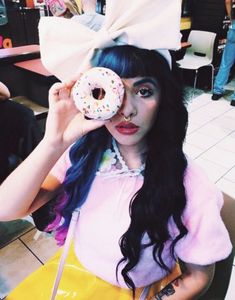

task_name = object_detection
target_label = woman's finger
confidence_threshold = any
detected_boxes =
[58,86,71,100]
[65,79,77,90]
[49,82,66,103]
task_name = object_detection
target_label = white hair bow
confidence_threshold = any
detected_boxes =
[39,0,182,81]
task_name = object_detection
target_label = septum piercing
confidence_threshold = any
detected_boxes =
[123,116,131,122]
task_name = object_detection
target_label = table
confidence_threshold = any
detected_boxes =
[13,58,59,107]
[14,58,53,78]
[0,44,40,65]
[0,45,41,97]
[181,42,192,49]
[11,96,49,119]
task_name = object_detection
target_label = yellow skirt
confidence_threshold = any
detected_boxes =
[7,245,181,300]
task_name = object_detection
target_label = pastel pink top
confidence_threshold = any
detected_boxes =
[50,140,232,288]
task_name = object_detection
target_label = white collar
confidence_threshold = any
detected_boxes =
[96,139,145,178]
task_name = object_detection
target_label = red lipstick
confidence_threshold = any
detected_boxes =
[115,122,139,135]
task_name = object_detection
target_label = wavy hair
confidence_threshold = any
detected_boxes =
[47,45,188,293]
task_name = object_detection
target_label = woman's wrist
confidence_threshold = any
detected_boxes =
[39,138,69,159]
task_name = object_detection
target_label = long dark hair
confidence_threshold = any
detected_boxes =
[48,45,188,292]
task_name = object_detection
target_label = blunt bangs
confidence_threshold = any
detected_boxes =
[92,45,170,79]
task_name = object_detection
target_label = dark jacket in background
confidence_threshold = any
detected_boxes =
[0,100,43,182]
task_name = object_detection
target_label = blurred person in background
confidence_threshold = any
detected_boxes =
[71,0,104,30]
[0,82,43,183]
[212,0,235,106]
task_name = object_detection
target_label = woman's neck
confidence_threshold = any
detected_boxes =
[117,142,147,170]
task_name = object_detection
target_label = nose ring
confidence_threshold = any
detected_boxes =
[123,115,131,122]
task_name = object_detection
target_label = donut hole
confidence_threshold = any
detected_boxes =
[92,88,106,100]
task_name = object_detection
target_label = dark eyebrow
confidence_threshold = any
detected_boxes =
[133,78,158,87]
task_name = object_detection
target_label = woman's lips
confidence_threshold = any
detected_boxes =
[115,122,139,135]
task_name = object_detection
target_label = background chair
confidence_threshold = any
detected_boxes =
[177,30,216,97]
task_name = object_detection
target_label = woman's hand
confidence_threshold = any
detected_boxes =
[43,79,107,150]
[0,81,10,101]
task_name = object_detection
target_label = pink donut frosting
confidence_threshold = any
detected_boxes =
[72,67,124,120]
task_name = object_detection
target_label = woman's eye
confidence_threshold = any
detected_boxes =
[136,88,153,98]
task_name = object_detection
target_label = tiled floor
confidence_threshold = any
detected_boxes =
[0,228,59,299]
[184,90,235,300]
[0,87,234,299]
[185,92,235,200]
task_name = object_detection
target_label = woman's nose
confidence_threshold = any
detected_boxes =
[119,91,137,119]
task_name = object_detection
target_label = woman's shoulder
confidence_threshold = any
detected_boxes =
[185,158,213,186]
[184,158,223,210]
[174,158,232,265]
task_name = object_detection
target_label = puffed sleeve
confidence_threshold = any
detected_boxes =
[49,148,71,183]
[173,160,232,265]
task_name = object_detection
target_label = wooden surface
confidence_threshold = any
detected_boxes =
[13,58,58,107]
[14,58,53,77]
[181,42,192,49]
[11,96,48,116]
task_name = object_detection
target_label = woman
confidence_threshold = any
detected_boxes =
[0,45,232,299]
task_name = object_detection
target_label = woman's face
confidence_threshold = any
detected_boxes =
[105,77,160,149]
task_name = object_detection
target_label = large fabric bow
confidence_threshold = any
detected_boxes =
[39,0,182,81]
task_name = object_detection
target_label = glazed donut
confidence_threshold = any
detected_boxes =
[72,67,124,120]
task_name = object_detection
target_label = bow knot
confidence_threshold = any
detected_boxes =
[92,29,116,50]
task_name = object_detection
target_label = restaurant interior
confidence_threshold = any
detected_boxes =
[0,0,235,299]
